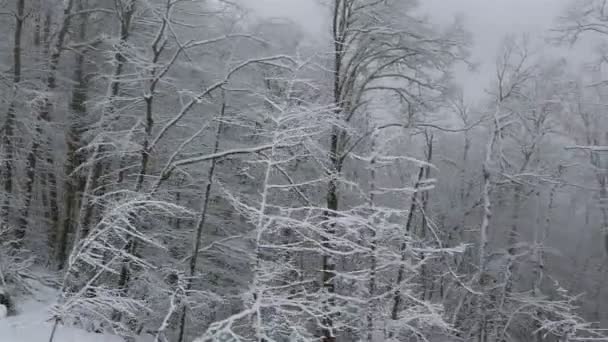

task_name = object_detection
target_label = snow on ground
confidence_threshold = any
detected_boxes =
[0,282,130,342]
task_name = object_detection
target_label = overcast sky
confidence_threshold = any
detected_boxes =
[242,0,578,100]
[422,0,572,99]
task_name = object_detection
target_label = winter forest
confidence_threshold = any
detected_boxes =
[2,0,608,341]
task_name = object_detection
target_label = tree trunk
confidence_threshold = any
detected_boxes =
[455,128,472,272]
[320,2,349,339]
[40,171,51,227]
[115,2,177,325]
[79,0,136,239]
[478,105,500,342]
[18,0,75,248]
[2,0,25,234]
[366,136,378,342]
[57,0,90,269]
[419,133,433,301]
[390,166,425,321]
[45,144,61,257]
[321,126,339,342]
[176,96,225,342]
[505,185,523,296]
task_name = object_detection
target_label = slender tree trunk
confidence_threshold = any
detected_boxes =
[251,132,278,342]
[40,172,51,221]
[42,6,51,54]
[18,0,75,246]
[80,0,135,235]
[478,105,500,342]
[115,2,176,325]
[2,0,26,233]
[390,166,425,322]
[57,0,90,269]
[535,174,560,298]
[321,135,339,342]
[33,0,42,46]
[455,130,471,272]
[77,0,135,242]
[532,189,545,342]
[505,185,523,296]
[419,133,433,301]
[320,2,348,339]
[366,136,378,342]
[478,167,491,342]
[176,97,225,342]
[114,96,154,312]
[45,145,61,255]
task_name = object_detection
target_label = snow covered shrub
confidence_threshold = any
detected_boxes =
[48,192,192,340]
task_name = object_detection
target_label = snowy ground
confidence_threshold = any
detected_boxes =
[0,283,129,342]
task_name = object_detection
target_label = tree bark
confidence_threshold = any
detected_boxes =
[57,0,90,269]
[320,2,348,340]
[2,0,25,234]
[477,105,500,342]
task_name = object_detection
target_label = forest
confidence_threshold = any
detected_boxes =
[0,0,608,341]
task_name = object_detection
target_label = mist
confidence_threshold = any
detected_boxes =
[0,1,607,341]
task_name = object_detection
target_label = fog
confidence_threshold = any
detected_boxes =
[2,0,608,340]
[242,0,583,99]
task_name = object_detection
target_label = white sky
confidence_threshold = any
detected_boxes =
[241,0,586,100]
[421,0,572,99]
